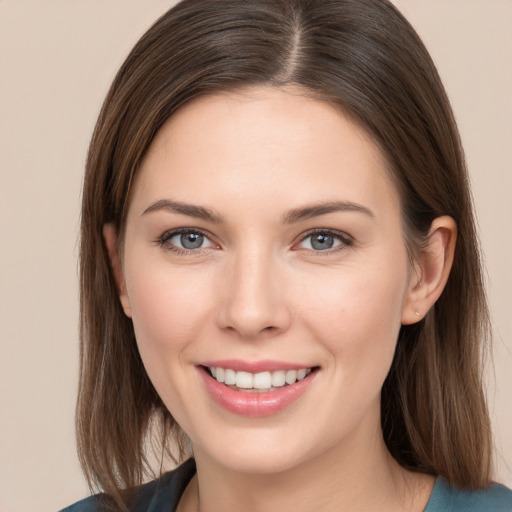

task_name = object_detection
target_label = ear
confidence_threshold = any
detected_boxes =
[401,216,457,325]
[103,223,132,318]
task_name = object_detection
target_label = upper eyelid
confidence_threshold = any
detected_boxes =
[157,228,218,251]
[296,228,353,243]
[161,227,214,240]
[291,229,354,254]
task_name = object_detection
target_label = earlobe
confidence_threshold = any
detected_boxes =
[401,216,457,325]
[103,223,132,318]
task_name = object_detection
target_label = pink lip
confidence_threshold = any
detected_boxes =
[198,365,317,417]
[200,359,310,373]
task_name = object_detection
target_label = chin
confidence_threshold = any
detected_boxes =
[192,423,335,476]
[212,447,308,475]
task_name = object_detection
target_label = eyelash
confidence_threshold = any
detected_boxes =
[295,229,354,254]
[156,228,217,255]
[156,228,354,255]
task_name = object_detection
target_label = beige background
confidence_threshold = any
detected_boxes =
[0,1,510,510]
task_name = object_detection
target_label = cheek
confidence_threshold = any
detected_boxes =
[123,260,217,424]
[298,269,407,448]
[298,257,408,376]
[124,257,215,358]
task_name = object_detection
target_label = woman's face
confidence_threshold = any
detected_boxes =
[117,87,419,474]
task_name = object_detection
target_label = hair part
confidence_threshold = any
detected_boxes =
[78,0,492,508]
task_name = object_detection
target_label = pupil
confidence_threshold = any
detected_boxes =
[181,232,203,249]
[312,234,334,250]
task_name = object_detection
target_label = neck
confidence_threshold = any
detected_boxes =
[178,410,434,512]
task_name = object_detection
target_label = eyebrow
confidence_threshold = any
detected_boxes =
[142,199,225,223]
[142,199,374,224]
[282,201,375,224]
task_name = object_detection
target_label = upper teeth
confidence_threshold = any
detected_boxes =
[209,367,311,389]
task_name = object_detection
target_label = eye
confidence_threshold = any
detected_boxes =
[297,230,352,252]
[158,229,216,252]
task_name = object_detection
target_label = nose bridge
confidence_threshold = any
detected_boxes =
[217,243,290,338]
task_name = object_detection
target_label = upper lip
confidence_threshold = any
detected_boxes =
[199,359,315,373]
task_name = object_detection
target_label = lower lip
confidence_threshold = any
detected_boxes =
[199,367,317,417]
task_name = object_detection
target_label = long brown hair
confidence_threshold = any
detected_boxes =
[78,0,492,508]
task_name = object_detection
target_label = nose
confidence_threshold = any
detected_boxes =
[216,247,292,340]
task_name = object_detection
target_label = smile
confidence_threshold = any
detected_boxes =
[199,363,318,416]
[208,367,312,392]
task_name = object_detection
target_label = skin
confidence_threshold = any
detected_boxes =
[104,86,456,511]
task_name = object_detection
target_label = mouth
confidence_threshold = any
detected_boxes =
[203,366,315,393]
[198,363,319,416]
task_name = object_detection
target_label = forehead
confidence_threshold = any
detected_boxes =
[131,86,399,221]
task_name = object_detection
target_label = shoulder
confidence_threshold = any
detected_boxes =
[59,494,102,512]
[425,477,512,512]
[59,458,196,512]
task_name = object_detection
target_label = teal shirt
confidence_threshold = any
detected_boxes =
[425,477,512,511]
[61,459,512,512]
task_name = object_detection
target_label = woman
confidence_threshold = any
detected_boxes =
[63,0,512,510]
